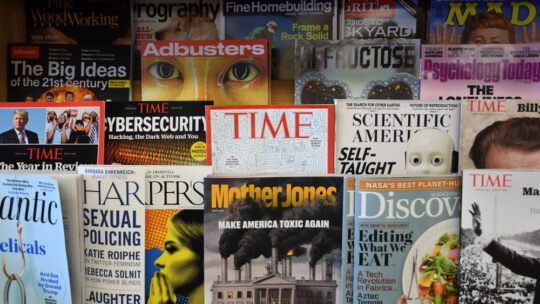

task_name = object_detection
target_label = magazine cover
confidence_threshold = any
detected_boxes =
[295,39,421,104]
[421,44,540,101]
[342,0,420,39]
[354,176,462,304]
[460,170,540,304]
[459,99,540,170]
[50,173,84,304]
[133,0,222,79]
[428,1,540,44]
[140,40,270,105]
[0,174,72,303]
[79,166,146,304]
[105,101,210,165]
[206,105,334,174]
[1,171,85,303]
[0,102,104,171]
[335,99,460,176]
[204,175,344,304]
[342,177,355,304]
[25,0,131,44]
[145,166,212,304]
[7,44,131,102]
[222,0,338,80]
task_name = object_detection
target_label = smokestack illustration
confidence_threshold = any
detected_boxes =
[288,257,292,277]
[221,257,228,282]
[310,230,340,272]
[285,249,294,277]
[235,267,241,281]
[325,258,333,280]
[309,264,316,280]
[271,247,279,273]
[216,181,341,286]
[245,261,252,280]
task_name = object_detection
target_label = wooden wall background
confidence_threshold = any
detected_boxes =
[0,2,294,104]
[0,2,26,101]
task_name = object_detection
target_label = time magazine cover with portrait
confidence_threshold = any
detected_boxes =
[140,40,270,105]
[295,39,420,104]
[460,170,540,304]
[0,102,104,171]
[459,99,540,170]
[204,175,344,304]
[7,44,131,102]
[428,1,540,44]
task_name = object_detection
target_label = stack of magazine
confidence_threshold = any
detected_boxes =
[2,1,540,304]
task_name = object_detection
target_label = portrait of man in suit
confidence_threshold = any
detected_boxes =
[0,110,39,144]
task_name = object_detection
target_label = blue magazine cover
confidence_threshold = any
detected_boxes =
[342,177,355,304]
[0,174,72,303]
[353,176,461,304]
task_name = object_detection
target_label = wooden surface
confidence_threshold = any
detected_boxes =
[270,79,295,104]
[0,2,26,101]
[0,2,295,104]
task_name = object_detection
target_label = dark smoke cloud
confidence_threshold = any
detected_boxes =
[233,229,272,268]
[218,180,342,268]
[309,229,341,266]
[219,197,266,258]
[270,204,338,260]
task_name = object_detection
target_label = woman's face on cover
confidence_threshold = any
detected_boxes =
[141,56,268,104]
[154,223,201,293]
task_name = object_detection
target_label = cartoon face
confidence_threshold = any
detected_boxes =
[406,129,453,175]
[141,56,269,105]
